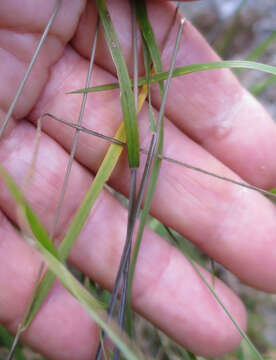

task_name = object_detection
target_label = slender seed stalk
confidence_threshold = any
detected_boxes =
[50,16,100,241]
[40,113,125,146]
[149,152,276,200]
[113,170,137,360]
[0,0,62,139]
[32,114,276,201]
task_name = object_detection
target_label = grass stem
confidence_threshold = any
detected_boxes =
[0,0,62,139]
[49,15,100,241]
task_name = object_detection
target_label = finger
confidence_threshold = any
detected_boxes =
[29,47,276,293]
[72,0,276,189]
[0,0,85,136]
[0,215,99,360]
[0,122,246,358]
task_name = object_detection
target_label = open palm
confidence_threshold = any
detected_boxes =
[1,1,276,359]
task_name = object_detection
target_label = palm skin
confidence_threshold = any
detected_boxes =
[1,1,276,359]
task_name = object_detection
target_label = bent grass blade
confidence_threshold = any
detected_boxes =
[0,164,147,360]
[69,60,276,95]
[16,77,149,336]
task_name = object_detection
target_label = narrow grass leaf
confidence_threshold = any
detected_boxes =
[95,0,139,168]
[246,29,276,61]
[250,75,276,96]
[34,246,145,360]
[0,165,59,259]
[215,0,247,57]
[0,325,26,360]
[23,83,149,330]
[126,15,185,338]
[125,0,166,336]
[135,0,164,90]
[235,29,276,74]
[0,166,146,360]
[109,6,140,358]
[70,60,276,94]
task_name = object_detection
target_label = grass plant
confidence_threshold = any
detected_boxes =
[1,1,276,360]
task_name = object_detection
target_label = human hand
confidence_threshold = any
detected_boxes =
[1,1,276,359]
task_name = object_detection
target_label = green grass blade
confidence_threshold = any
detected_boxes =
[135,0,163,91]
[0,165,59,259]
[235,30,276,74]
[23,85,149,330]
[110,1,168,345]
[70,60,276,94]
[215,0,247,58]
[125,0,166,337]
[0,165,146,360]
[35,246,145,360]
[126,11,184,340]
[246,30,276,61]
[0,325,27,360]
[95,0,139,168]
[250,75,276,96]
[24,125,127,326]
[108,6,140,357]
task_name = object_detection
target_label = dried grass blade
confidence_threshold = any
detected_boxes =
[144,151,276,201]
[0,0,62,139]
[49,15,100,241]
[41,113,124,146]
